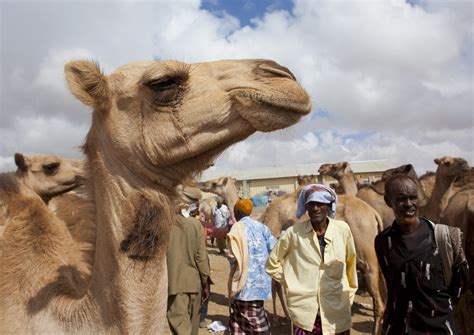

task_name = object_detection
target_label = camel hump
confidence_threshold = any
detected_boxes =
[369,180,385,195]
[0,173,20,195]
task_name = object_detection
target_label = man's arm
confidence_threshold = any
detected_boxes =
[345,228,358,304]
[194,220,210,286]
[265,230,291,283]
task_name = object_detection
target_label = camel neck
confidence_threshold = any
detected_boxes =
[87,152,171,332]
[339,174,358,196]
[420,173,452,221]
[224,187,240,221]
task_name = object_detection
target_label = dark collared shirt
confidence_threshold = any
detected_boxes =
[375,218,458,334]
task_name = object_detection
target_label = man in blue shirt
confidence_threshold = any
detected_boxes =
[227,199,277,334]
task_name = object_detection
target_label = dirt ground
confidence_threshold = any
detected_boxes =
[198,245,374,335]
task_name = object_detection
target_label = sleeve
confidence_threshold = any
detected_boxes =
[448,226,470,301]
[345,228,358,305]
[265,229,291,283]
[194,220,210,286]
[374,234,387,278]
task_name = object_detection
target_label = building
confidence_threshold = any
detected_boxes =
[199,160,394,200]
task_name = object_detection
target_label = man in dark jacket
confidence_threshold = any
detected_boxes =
[375,174,470,334]
[167,200,210,335]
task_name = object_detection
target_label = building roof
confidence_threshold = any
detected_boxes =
[199,159,394,181]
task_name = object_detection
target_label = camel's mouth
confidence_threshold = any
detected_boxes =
[234,89,312,116]
[232,88,311,132]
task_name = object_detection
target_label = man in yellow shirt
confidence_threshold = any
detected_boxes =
[266,184,357,334]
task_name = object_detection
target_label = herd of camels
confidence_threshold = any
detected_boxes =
[0,57,472,335]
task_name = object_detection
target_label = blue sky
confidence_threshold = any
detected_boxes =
[201,0,294,27]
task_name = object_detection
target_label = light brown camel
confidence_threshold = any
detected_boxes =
[419,171,436,198]
[199,176,240,222]
[439,168,474,215]
[14,153,84,203]
[318,162,358,196]
[262,187,385,334]
[296,174,317,186]
[16,153,95,268]
[0,58,311,333]
[418,156,470,222]
[0,153,85,237]
[439,172,474,335]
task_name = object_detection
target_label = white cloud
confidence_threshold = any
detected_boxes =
[0,0,472,176]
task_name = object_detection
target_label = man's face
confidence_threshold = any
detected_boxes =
[305,201,330,225]
[385,178,419,226]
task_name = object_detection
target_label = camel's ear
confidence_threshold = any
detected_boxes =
[64,60,109,110]
[341,162,348,169]
[434,158,441,165]
[403,164,413,173]
[14,153,28,172]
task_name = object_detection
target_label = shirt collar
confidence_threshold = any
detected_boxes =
[304,217,335,242]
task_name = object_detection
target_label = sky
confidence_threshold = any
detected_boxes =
[0,0,472,176]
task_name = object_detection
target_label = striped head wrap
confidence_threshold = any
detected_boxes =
[296,183,338,219]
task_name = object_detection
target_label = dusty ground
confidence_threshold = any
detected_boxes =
[198,245,374,335]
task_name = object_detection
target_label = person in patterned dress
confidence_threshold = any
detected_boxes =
[227,199,277,334]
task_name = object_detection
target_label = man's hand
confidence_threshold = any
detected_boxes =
[202,281,210,302]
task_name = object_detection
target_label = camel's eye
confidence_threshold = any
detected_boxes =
[43,162,59,175]
[147,77,180,91]
[145,76,184,106]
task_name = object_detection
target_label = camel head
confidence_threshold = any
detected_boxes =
[14,153,84,201]
[381,164,418,181]
[65,59,311,184]
[434,156,470,180]
[296,174,317,186]
[199,176,237,196]
[176,183,202,206]
[318,162,351,180]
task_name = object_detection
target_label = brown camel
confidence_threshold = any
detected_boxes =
[419,171,436,198]
[418,156,470,221]
[0,58,310,333]
[0,153,84,237]
[439,172,474,335]
[199,176,240,222]
[318,162,358,196]
[14,153,84,203]
[262,187,385,334]
[296,174,317,186]
[439,168,474,214]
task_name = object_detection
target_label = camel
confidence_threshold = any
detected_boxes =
[199,176,240,222]
[419,171,436,198]
[0,153,84,236]
[439,172,474,335]
[439,168,474,214]
[262,186,385,334]
[318,162,358,196]
[296,174,317,186]
[418,156,470,221]
[14,153,84,203]
[0,58,311,333]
